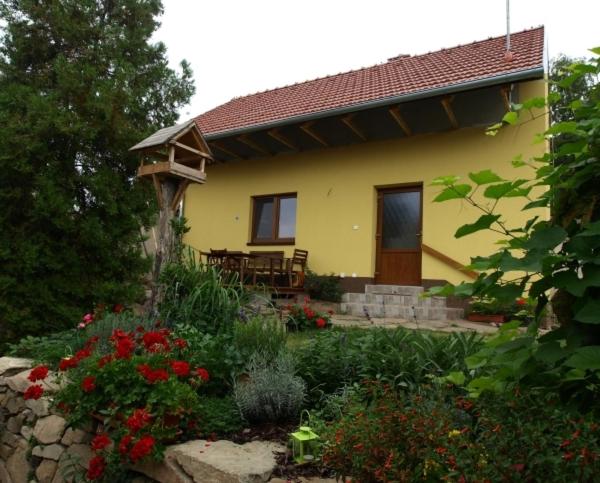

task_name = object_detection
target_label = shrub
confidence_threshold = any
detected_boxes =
[53,326,212,480]
[159,251,252,333]
[322,383,600,482]
[194,396,244,436]
[234,352,306,423]
[233,316,287,363]
[304,271,343,302]
[285,298,332,331]
[294,328,483,402]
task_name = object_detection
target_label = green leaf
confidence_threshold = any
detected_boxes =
[523,199,549,210]
[578,220,600,237]
[589,47,600,55]
[486,123,502,136]
[430,175,460,186]
[546,121,578,135]
[445,371,465,386]
[523,225,567,251]
[521,97,546,110]
[511,155,526,168]
[433,184,472,202]
[565,346,600,370]
[554,266,600,297]
[502,111,519,125]
[534,341,567,365]
[574,300,600,324]
[468,169,504,185]
[455,214,501,238]
[483,180,528,199]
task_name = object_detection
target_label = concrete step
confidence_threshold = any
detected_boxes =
[365,284,424,296]
[341,292,447,307]
[340,302,464,321]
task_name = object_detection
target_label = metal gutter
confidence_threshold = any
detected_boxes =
[203,66,544,141]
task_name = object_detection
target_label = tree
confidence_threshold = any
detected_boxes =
[0,0,194,344]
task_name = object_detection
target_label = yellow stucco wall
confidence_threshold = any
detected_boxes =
[184,80,547,286]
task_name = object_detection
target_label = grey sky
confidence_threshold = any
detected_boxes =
[155,0,599,120]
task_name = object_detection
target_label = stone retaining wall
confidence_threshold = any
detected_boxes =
[0,357,283,483]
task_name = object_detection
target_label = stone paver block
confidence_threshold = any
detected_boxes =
[32,443,65,461]
[0,357,33,377]
[36,459,58,483]
[33,415,68,444]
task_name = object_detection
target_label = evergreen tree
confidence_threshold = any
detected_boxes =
[0,0,194,343]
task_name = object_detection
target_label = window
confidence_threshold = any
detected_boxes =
[250,193,297,244]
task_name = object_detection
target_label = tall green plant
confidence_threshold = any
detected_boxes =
[428,50,600,404]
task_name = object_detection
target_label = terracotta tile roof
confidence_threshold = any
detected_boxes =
[195,27,544,137]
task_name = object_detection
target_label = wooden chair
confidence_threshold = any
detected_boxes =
[206,249,228,266]
[248,251,284,286]
[286,249,308,288]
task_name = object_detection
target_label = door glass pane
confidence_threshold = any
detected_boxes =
[278,197,297,239]
[382,191,420,249]
[254,198,274,239]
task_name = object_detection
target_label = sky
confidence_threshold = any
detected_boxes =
[154,0,599,121]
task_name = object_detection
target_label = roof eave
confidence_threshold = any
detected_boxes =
[202,66,544,141]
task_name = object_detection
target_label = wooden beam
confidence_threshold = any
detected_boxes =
[151,174,163,210]
[189,126,213,157]
[441,96,459,129]
[170,141,212,160]
[236,134,270,157]
[138,161,207,184]
[209,141,242,160]
[500,86,511,111]
[340,114,367,141]
[267,129,297,150]
[168,145,175,165]
[300,121,328,147]
[171,180,190,210]
[422,243,478,280]
[388,106,412,136]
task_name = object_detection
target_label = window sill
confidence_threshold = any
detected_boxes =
[247,240,296,246]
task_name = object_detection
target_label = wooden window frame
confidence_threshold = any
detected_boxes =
[248,192,297,246]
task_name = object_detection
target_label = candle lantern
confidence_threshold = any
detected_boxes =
[290,411,319,464]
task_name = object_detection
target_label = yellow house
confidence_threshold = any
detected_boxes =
[183,27,547,317]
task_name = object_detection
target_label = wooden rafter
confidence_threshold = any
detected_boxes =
[300,121,328,147]
[441,96,459,129]
[236,134,270,157]
[341,114,367,141]
[210,141,242,160]
[189,126,213,158]
[388,106,412,136]
[171,180,190,210]
[500,86,511,112]
[267,129,297,150]
[168,145,175,164]
[170,141,212,160]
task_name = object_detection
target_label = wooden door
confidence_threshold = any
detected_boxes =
[375,185,422,285]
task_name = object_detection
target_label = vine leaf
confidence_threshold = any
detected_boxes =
[455,214,501,238]
[565,346,600,370]
[433,184,471,202]
[468,169,504,185]
[574,300,600,324]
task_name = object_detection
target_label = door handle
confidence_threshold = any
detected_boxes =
[416,232,422,237]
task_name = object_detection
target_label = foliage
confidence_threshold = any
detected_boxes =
[0,0,195,345]
[304,271,343,302]
[234,352,306,423]
[322,382,600,482]
[194,396,244,437]
[294,328,483,403]
[468,296,533,322]
[159,250,253,333]
[53,326,212,480]
[428,51,600,403]
[285,298,332,331]
[233,316,287,363]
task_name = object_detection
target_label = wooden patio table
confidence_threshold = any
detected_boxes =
[200,251,289,288]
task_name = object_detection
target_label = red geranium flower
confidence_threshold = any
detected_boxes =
[315,317,327,329]
[174,338,187,349]
[23,384,44,400]
[563,451,575,461]
[59,357,78,371]
[126,408,152,433]
[115,337,135,360]
[119,434,133,455]
[142,331,170,353]
[87,455,106,480]
[28,365,49,382]
[91,433,111,451]
[81,376,96,393]
[129,435,155,462]
[137,364,169,384]
[97,354,113,368]
[196,367,210,382]
[170,360,190,377]
[112,303,124,313]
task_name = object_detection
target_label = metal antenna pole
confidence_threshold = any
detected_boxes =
[506,0,511,52]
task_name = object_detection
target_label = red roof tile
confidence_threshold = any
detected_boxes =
[195,27,544,137]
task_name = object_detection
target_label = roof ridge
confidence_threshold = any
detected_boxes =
[196,25,544,117]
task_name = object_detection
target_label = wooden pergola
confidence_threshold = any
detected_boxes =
[130,120,213,310]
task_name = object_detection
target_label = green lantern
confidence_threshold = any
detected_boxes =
[290,411,319,464]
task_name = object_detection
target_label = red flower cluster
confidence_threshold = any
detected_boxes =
[170,360,190,377]
[81,376,96,393]
[196,367,210,382]
[137,364,169,384]
[119,434,133,455]
[174,338,187,349]
[126,408,152,433]
[91,434,111,451]
[316,317,327,329]
[28,365,49,382]
[87,455,106,480]
[59,336,98,371]
[24,384,44,400]
[129,435,155,462]
[110,330,135,360]
[112,303,124,313]
[142,330,171,353]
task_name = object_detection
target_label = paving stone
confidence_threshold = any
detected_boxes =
[36,459,58,483]
[61,427,90,445]
[32,443,65,461]
[33,415,68,444]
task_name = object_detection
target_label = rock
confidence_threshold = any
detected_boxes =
[36,459,58,483]
[0,357,33,377]
[134,459,192,483]
[20,425,33,440]
[6,447,31,483]
[32,444,65,461]
[0,443,14,460]
[0,460,13,483]
[33,415,68,444]
[173,440,283,483]
[6,369,60,394]
[61,428,90,445]
[25,397,50,417]
[5,395,25,414]
[65,443,93,468]
[1,430,19,447]
[6,414,24,433]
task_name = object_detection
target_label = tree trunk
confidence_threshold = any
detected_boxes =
[148,178,179,313]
